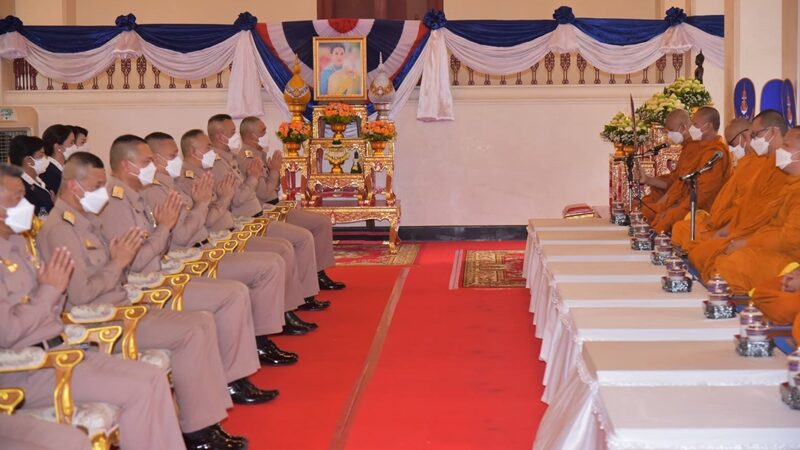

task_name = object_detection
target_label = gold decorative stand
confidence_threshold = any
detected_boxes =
[279,56,401,252]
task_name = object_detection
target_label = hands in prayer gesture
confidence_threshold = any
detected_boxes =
[191,172,214,204]
[110,227,146,268]
[38,246,74,294]
[217,172,238,201]
[153,191,184,230]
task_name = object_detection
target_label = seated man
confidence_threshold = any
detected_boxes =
[649,107,730,233]
[208,114,345,292]
[8,135,54,214]
[95,137,281,403]
[0,163,184,450]
[176,130,320,332]
[36,154,250,450]
[144,131,298,364]
[671,118,758,252]
[689,110,790,283]
[708,126,800,292]
[639,109,701,221]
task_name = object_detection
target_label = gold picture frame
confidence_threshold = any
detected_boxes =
[313,36,368,102]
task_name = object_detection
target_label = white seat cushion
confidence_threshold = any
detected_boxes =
[19,402,120,439]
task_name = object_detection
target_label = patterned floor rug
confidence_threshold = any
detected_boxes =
[462,249,526,288]
[333,243,421,266]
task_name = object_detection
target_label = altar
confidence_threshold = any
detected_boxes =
[276,45,402,252]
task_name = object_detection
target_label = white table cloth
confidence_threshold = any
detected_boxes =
[542,307,738,403]
[600,385,800,449]
[534,341,788,450]
[530,261,677,347]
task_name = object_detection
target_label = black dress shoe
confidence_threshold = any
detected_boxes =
[297,296,331,311]
[258,339,299,365]
[281,322,309,335]
[184,425,246,450]
[285,311,318,331]
[227,378,279,405]
[318,270,346,290]
[211,424,248,449]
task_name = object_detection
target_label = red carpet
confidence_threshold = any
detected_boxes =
[223,242,546,449]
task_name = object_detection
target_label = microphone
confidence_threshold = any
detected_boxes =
[680,150,724,181]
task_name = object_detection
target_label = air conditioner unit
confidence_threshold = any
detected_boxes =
[0,106,38,163]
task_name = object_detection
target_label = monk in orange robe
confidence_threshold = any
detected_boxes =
[706,125,800,292]
[750,267,800,326]
[639,109,696,222]
[649,107,730,234]
[689,110,790,284]
[672,118,758,252]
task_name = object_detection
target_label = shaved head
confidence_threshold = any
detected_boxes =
[724,118,751,143]
[693,106,720,131]
[180,129,206,157]
[239,116,263,137]
[784,127,800,150]
[753,109,788,136]
[109,135,147,171]
[664,109,690,131]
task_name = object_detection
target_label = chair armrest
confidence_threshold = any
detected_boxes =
[63,324,122,355]
[0,387,24,415]
[0,348,83,424]
[62,305,148,360]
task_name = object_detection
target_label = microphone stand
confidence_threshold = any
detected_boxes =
[687,174,699,241]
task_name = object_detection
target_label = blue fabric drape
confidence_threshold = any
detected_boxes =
[136,25,240,53]
[20,26,122,53]
[445,20,557,47]
[573,19,669,46]
[282,20,318,69]
[365,20,405,72]
[685,16,724,37]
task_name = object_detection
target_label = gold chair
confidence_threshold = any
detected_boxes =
[0,348,121,450]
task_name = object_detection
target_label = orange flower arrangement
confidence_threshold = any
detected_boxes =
[276,121,311,143]
[322,102,356,124]
[363,120,397,142]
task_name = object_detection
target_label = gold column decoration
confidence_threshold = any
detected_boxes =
[283,55,311,125]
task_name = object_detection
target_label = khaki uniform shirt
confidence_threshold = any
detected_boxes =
[98,176,171,274]
[213,148,261,217]
[38,200,128,307]
[175,159,236,232]
[142,171,209,249]
[237,143,280,205]
[0,234,64,349]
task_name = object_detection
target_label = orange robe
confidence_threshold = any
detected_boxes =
[794,314,800,347]
[671,153,762,252]
[710,175,800,292]
[750,276,800,325]
[650,137,731,233]
[641,141,703,222]
[689,154,788,281]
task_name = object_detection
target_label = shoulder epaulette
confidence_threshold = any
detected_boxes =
[111,186,124,200]
[244,150,254,158]
[184,170,194,179]
[214,154,222,161]
[62,210,75,225]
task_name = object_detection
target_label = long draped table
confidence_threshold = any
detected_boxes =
[524,218,798,450]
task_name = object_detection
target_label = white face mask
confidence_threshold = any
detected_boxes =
[775,148,795,170]
[2,198,34,233]
[667,131,684,145]
[751,135,770,156]
[201,149,217,169]
[78,183,110,214]
[133,162,157,186]
[31,157,50,175]
[226,134,242,152]
[62,144,78,159]
[730,145,746,161]
[257,134,269,149]
[165,156,183,178]
[688,125,704,141]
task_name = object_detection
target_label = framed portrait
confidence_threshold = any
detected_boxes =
[313,36,368,102]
